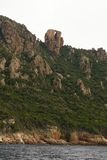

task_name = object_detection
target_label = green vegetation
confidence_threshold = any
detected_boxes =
[0,44,107,137]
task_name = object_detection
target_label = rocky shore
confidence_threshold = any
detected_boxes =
[0,131,107,145]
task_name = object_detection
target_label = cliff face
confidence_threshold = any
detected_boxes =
[0,15,36,54]
[0,16,54,86]
[0,15,107,142]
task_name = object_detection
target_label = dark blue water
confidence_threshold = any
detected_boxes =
[0,144,106,160]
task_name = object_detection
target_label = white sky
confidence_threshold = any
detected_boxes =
[0,0,107,50]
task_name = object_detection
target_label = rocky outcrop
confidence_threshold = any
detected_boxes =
[80,55,91,79]
[47,126,61,140]
[45,29,64,55]
[0,130,107,145]
[53,78,62,91]
[77,79,91,96]
[53,73,63,91]
[96,48,107,61]
[31,55,53,76]
[70,131,107,145]
[0,15,36,54]
[9,57,21,78]
[0,126,67,144]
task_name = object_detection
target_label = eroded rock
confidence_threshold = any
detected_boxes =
[9,57,21,78]
[45,29,64,55]
[70,131,107,145]
[80,55,91,79]
[32,55,53,76]
[53,73,63,91]
[77,79,91,96]
[0,15,36,54]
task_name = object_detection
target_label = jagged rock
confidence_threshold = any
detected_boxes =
[77,79,91,96]
[0,15,36,54]
[45,29,64,55]
[32,55,53,76]
[80,55,91,79]
[9,57,21,78]
[0,57,6,71]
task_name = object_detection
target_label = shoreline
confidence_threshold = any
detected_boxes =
[0,131,107,145]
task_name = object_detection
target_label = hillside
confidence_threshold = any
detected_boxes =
[0,15,107,144]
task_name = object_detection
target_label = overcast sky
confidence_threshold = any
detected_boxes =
[0,0,107,50]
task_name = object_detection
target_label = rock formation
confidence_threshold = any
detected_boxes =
[0,130,107,145]
[77,79,91,96]
[31,55,53,76]
[53,73,63,91]
[96,48,107,61]
[0,15,36,54]
[80,55,91,79]
[45,29,64,55]
[70,131,107,145]
[9,57,21,79]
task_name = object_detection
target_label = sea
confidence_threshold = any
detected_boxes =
[0,144,106,160]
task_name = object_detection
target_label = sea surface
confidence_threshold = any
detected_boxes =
[0,144,106,160]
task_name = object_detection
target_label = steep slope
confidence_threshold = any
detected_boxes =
[0,15,107,144]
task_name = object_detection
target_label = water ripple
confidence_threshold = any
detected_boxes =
[0,144,106,160]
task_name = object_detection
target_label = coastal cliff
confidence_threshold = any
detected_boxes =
[0,15,107,145]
